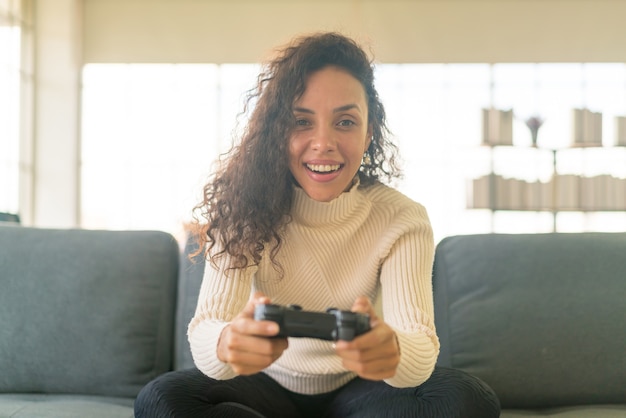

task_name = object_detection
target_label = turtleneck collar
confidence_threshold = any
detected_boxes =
[291,177,370,228]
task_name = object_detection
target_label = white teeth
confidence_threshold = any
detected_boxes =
[307,164,340,173]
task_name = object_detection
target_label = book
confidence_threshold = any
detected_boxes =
[482,108,513,146]
[572,108,602,146]
[615,116,626,146]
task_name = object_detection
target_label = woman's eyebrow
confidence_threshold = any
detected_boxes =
[292,104,361,114]
[333,104,361,113]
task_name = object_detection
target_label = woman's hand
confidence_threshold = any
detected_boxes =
[217,292,289,376]
[334,296,400,381]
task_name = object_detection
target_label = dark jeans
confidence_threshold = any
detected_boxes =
[134,367,500,418]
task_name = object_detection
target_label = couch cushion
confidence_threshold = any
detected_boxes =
[501,405,626,418]
[0,394,134,418]
[0,227,179,398]
[433,233,626,408]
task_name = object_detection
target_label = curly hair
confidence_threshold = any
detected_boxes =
[191,32,401,274]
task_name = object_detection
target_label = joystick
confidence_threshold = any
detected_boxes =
[254,303,370,341]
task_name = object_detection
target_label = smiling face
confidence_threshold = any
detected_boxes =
[289,66,372,202]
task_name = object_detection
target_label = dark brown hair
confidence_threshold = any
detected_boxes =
[191,32,400,273]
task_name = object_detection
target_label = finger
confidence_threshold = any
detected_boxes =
[227,333,289,358]
[247,291,280,336]
[231,315,280,337]
[335,320,395,351]
[226,346,284,375]
[221,333,288,375]
[241,291,271,318]
[351,296,380,326]
[338,335,400,378]
[351,296,372,314]
[336,337,399,362]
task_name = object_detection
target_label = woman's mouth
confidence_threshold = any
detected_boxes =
[306,163,342,173]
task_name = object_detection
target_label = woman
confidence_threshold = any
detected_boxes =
[135,32,500,418]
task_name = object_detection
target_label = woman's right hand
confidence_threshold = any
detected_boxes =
[216,292,289,375]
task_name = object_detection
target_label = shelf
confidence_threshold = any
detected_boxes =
[467,144,626,231]
[469,206,626,213]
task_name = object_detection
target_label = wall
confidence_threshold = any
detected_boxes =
[83,0,626,64]
[29,0,626,228]
[31,0,82,227]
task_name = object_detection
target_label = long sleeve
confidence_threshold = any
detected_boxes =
[187,251,257,380]
[187,181,439,394]
[377,203,439,387]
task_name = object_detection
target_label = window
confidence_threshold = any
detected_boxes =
[81,63,626,242]
[80,64,259,236]
[0,0,33,219]
[0,1,20,213]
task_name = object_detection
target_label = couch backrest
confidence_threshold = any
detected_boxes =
[0,226,179,398]
[432,233,626,409]
[174,232,205,371]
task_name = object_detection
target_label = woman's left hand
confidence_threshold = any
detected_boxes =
[334,296,400,381]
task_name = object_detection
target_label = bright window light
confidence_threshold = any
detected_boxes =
[0,25,21,214]
[80,63,626,241]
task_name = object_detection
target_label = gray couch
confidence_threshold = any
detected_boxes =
[1,226,625,417]
[0,226,193,418]
[433,233,626,418]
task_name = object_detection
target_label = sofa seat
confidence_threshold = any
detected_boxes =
[0,394,133,418]
[502,405,626,418]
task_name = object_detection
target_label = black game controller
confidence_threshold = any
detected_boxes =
[254,303,370,341]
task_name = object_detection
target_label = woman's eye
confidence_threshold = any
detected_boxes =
[295,119,310,127]
[338,119,356,127]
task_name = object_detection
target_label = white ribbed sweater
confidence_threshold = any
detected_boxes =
[188,182,440,395]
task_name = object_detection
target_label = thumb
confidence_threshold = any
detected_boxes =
[242,291,271,318]
[351,296,378,323]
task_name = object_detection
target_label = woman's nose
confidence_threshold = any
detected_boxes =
[310,125,337,151]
